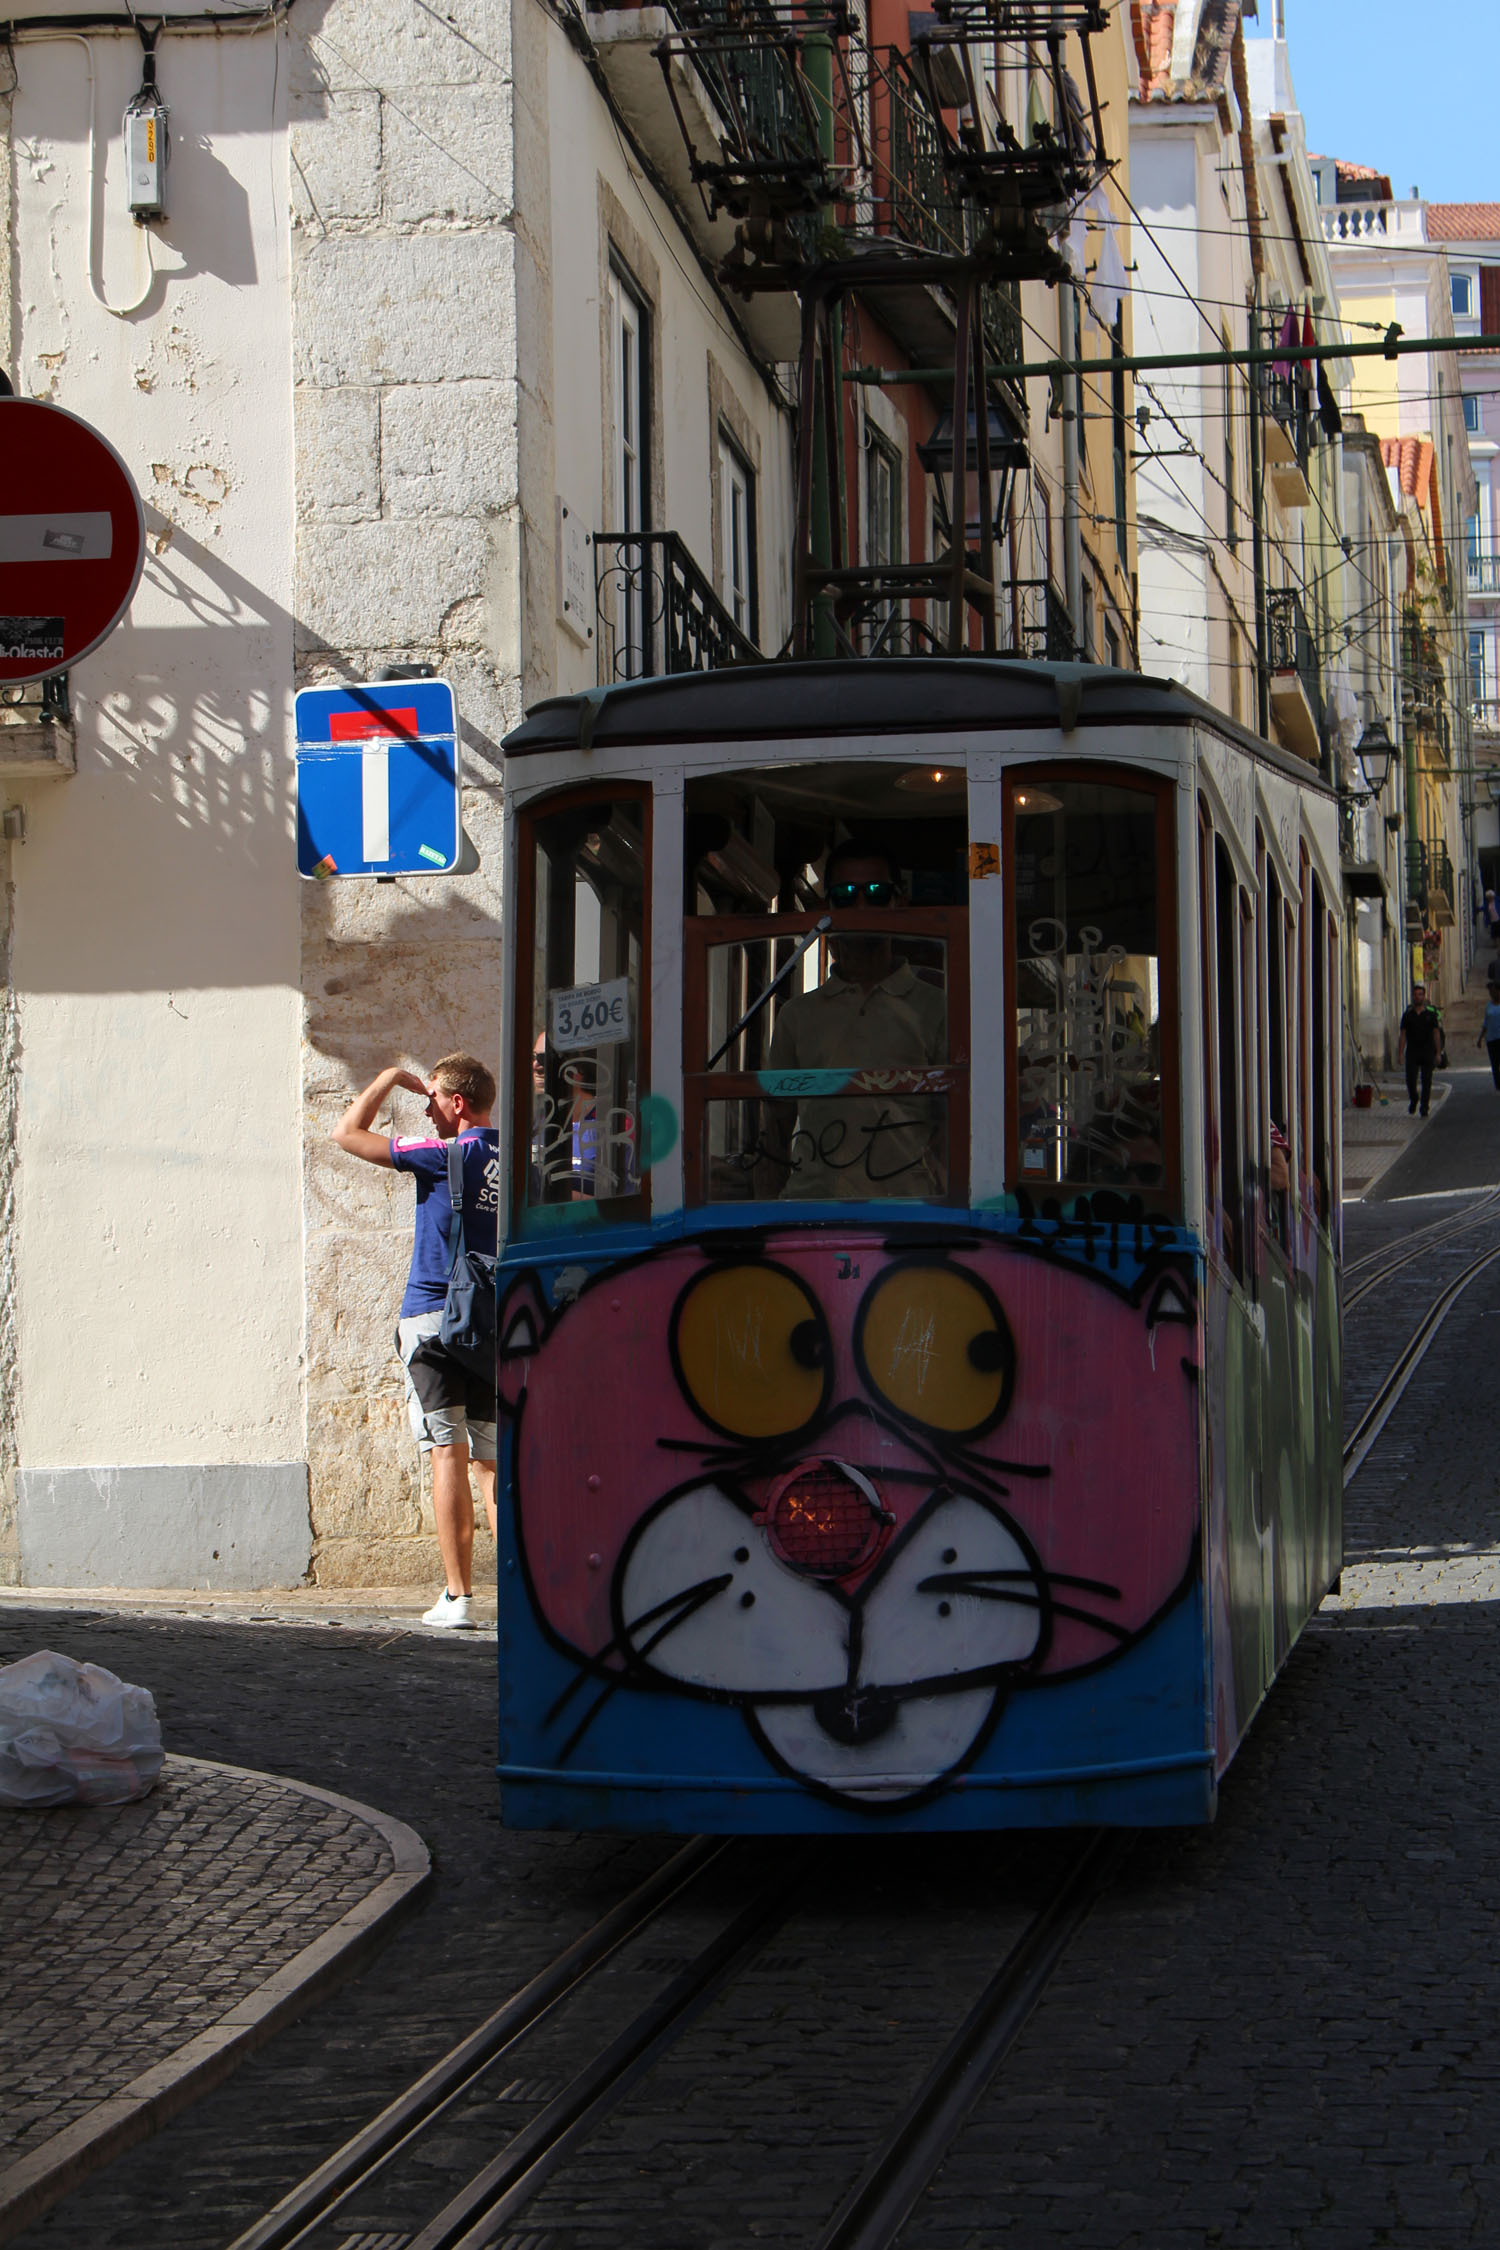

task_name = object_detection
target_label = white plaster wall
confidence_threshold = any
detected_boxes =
[1130,119,1216,698]
[4,21,304,1570]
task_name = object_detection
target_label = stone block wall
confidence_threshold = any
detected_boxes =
[291,0,522,1584]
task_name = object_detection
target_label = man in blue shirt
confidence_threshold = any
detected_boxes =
[332,1053,500,1628]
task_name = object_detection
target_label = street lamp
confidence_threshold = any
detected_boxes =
[918,398,1028,550]
[1350,718,1398,802]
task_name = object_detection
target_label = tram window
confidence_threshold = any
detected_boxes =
[1239,891,1257,1209]
[520,793,648,1227]
[1310,877,1329,1224]
[1264,861,1286,1143]
[1198,809,1218,1218]
[682,765,968,1204]
[1009,772,1173,1201]
[1213,835,1243,1275]
[1298,848,1313,1194]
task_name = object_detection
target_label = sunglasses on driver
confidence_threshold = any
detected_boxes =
[827,878,898,908]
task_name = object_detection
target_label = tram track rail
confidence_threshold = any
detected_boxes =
[1342,1184,1500,1311]
[226,1836,728,2250]
[1343,1234,1500,1487]
[228,1822,1127,2250]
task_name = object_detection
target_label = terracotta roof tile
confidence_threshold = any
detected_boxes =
[1427,203,1500,242]
[1131,0,1239,104]
[1381,435,1434,512]
[1316,157,1393,204]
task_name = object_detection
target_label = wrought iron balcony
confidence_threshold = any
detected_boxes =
[1468,551,1500,597]
[1266,585,1324,761]
[1259,367,1313,508]
[1000,578,1077,662]
[0,673,70,727]
[0,671,75,780]
[594,530,759,684]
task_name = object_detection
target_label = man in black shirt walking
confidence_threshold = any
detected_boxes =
[1397,983,1442,1118]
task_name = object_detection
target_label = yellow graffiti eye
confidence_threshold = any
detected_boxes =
[671,1263,830,1439]
[855,1263,1014,1437]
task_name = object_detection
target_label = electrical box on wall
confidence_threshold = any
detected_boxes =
[125,97,169,222]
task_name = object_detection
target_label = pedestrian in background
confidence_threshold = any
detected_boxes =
[331,1054,500,1629]
[1397,984,1443,1119]
[1478,989,1500,1092]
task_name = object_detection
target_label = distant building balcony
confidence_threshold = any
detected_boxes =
[1472,696,1500,736]
[595,529,759,684]
[1467,551,1500,597]
[1266,585,1323,763]
[1259,368,1312,510]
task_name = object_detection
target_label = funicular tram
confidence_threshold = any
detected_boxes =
[493,660,1343,1834]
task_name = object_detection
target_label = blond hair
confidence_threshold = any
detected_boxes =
[432,1051,497,1112]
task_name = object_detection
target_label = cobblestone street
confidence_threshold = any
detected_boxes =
[4,1068,1500,2249]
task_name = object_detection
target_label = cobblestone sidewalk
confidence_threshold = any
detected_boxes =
[0,1753,428,2242]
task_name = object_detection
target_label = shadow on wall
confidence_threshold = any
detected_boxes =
[15,510,507,996]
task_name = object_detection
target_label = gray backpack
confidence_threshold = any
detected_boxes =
[438,1136,497,1379]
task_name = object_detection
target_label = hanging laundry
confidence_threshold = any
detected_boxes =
[1065,188,1128,330]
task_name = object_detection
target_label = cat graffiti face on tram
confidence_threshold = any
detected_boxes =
[498,1231,1201,1809]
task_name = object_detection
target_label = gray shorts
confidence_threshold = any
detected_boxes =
[396,1313,498,1459]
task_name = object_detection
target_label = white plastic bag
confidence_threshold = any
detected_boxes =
[0,1649,164,1808]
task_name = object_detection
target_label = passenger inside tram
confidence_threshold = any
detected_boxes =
[753,842,948,1200]
[685,763,965,1206]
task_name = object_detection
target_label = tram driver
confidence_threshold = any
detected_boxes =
[754,842,948,1200]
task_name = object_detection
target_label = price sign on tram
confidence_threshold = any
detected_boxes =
[550,977,630,1052]
[0,399,146,682]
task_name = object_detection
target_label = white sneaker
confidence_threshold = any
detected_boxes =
[421,1590,474,1629]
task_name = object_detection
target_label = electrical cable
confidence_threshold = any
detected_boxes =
[55,33,156,318]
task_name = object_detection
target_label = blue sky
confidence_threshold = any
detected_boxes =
[1245,3,1500,204]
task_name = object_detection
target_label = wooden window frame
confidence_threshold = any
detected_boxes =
[1001,764,1181,1210]
[511,779,653,1234]
[681,906,970,1209]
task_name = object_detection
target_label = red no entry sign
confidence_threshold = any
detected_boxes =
[0,399,146,683]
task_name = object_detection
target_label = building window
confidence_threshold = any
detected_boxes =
[1464,391,1481,434]
[1453,272,1474,317]
[864,426,903,651]
[865,427,901,568]
[607,262,650,673]
[718,429,756,638]
[1103,617,1120,671]
[1472,630,1486,704]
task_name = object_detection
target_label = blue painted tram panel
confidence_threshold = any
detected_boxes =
[494,661,1344,1834]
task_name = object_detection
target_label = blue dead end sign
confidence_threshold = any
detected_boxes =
[295,678,460,879]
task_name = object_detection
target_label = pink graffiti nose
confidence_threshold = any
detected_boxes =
[755,1458,894,1583]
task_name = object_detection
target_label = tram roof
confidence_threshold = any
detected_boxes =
[502,658,1332,791]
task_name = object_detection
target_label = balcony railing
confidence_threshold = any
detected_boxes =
[1266,585,1324,734]
[1406,838,1457,912]
[1000,578,1077,662]
[1468,552,1500,596]
[0,673,70,729]
[594,530,759,684]
[1259,365,1313,502]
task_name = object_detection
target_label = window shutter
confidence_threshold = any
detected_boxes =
[1480,265,1500,335]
